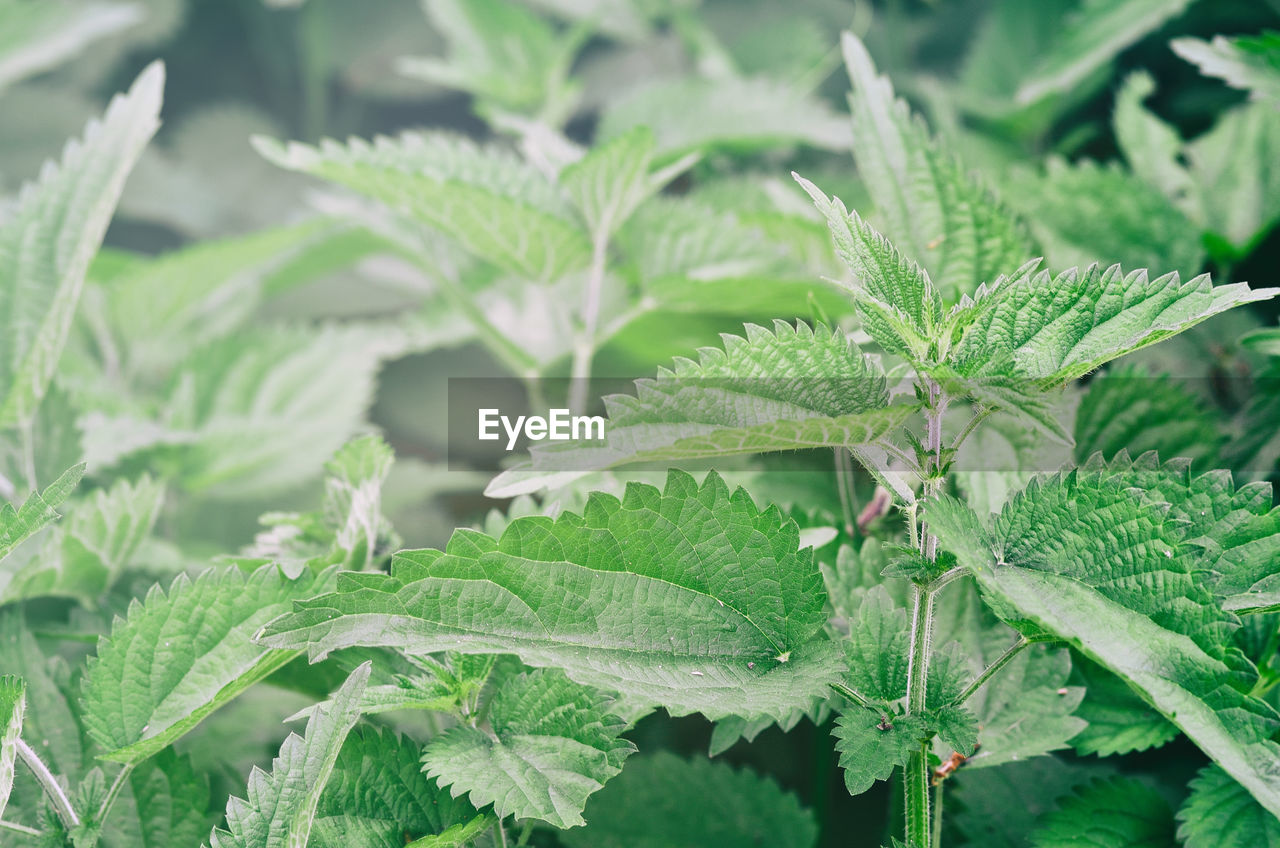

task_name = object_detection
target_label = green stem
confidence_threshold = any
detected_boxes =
[834,448,858,537]
[932,780,945,846]
[569,231,609,415]
[831,681,873,710]
[0,819,40,837]
[952,636,1029,706]
[950,406,992,452]
[19,418,37,494]
[16,739,79,830]
[903,584,935,848]
[97,763,134,826]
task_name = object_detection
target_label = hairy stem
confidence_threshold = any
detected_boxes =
[0,819,41,837]
[953,636,1029,706]
[569,232,609,415]
[831,681,873,710]
[950,406,992,452]
[903,584,935,847]
[17,739,79,829]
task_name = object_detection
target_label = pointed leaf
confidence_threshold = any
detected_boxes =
[1173,32,1280,103]
[1030,776,1176,848]
[1177,764,1280,848]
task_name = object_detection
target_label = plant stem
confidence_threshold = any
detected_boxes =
[19,418,37,494]
[569,231,609,415]
[97,763,134,825]
[834,448,858,537]
[16,739,79,829]
[831,681,873,710]
[950,406,991,452]
[932,780,945,846]
[0,819,41,837]
[952,636,1029,706]
[903,584,935,848]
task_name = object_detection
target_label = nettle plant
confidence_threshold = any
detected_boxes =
[3,4,1280,848]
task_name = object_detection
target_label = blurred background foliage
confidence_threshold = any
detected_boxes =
[2,0,1280,845]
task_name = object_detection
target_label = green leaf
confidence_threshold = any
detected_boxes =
[843,585,909,704]
[1068,655,1177,757]
[598,75,851,160]
[1014,0,1196,104]
[260,470,845,722]
[841,32,1030,300]
[488,322,904,492]
[0,462,83,562]
[1173,32,1280,103]
[926,471,1280,819]
[1113,72,1195,203]
[102,750,212,848]
[562,752,818,848]
[82,560,335,766]
[254,132,590,282]
[311,727,483,848]
[1030,776,1177,848]
[0,613,84,779]
[210,662,370,848]
[793,174,939,360]
[0,62,162,430]
[833,708,928,795]
[400,0,583,118]
[1184,101,1280,258]
[0,0,141,90]
[951,263,1277,386]
[422,668,634,828]
[560,126,697,238]
[324,435,395,571]
[1177,765,1280,848]
[0,674,23,821]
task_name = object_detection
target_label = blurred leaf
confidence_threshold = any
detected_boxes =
[1173,31,1280,103]
[1029,776,1176,847]
[0,0,141,90]
[0,674,23,820]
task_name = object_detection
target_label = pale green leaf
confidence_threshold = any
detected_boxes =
[422,668,634,828]
[260,470,844,722]
[1177,765,1280,848]
[0,62,162,429]
[1014,0,1196,104]
[0,674,23,821]
[927,470,1280,819]
[1113,72,1195,202]
[1074,366,1222,467]
[0,462,83,562]
[562,752,817,848]
[254,132,590,282]
[311,727,482,848]
[1184,101,1280,257]
[82,561,336,766]
[1173,32,1280,103]
[210,662,370,848]
[951,263,1277,386]
[102,750,211,848]
[1030,776,1176,848]
[0,0,141,90]
[842,32,1030,300]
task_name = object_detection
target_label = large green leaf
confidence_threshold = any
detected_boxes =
[311,727,485,848]
[254,132,590,282]
[842,32,1030,300]
[1177,765,1280,848]
[950,263,1277,386]
[422,668,634,828]
[82,561,335,766]
[927,469,1280,818]
[0,62,162,430]
[1030,776,1176,848]
[562,752,817,848]
[210,663,370,848]
[260,470,844,721]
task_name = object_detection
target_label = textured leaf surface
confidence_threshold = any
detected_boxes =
[927,469,1280,818]
[842,32,1029,300]
[561,752,817,848]
[0,62,162,429]
[1068,655,1177,757]
[102,750,211,848]
[951,263,1277,386]
[261,470,844,721]
[834,708,927,795]
[1173,32,1280,103]
[211,663,370,848]
[1177,765,1280,848]
[83,561,335,765]
[1030,776,1176,848]
[422,668,634,828]
[312,727,482,848]
[0,463,83,563]
[255,132,589,282]
[1073,366,1222,467]
[0,674,23,821]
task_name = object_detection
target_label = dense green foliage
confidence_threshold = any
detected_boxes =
[2,1,1280,846]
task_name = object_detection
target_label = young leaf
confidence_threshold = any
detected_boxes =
[927,470,1280,819]
[843,585,910,704]
[260,470,845,722]
[422,668,634,828]
[254,132,590,282]
[950,263,1278,386]
[82,561,336,766]
[841,32,1030,300]
[559,126,697,239]
[1177,764,1280,848]
[489,321,904,490]
[0,62,162,430]
[833,708,928,795]
[1014,0,1196,104]
[561,752,818,848]
[0,675,23,821]
[0,462,84,563]
[0,0,141,90]
[210,662,371,848]
[1030,776,1176,848]
[311,727,484,848]
[1172,32,1280,103]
